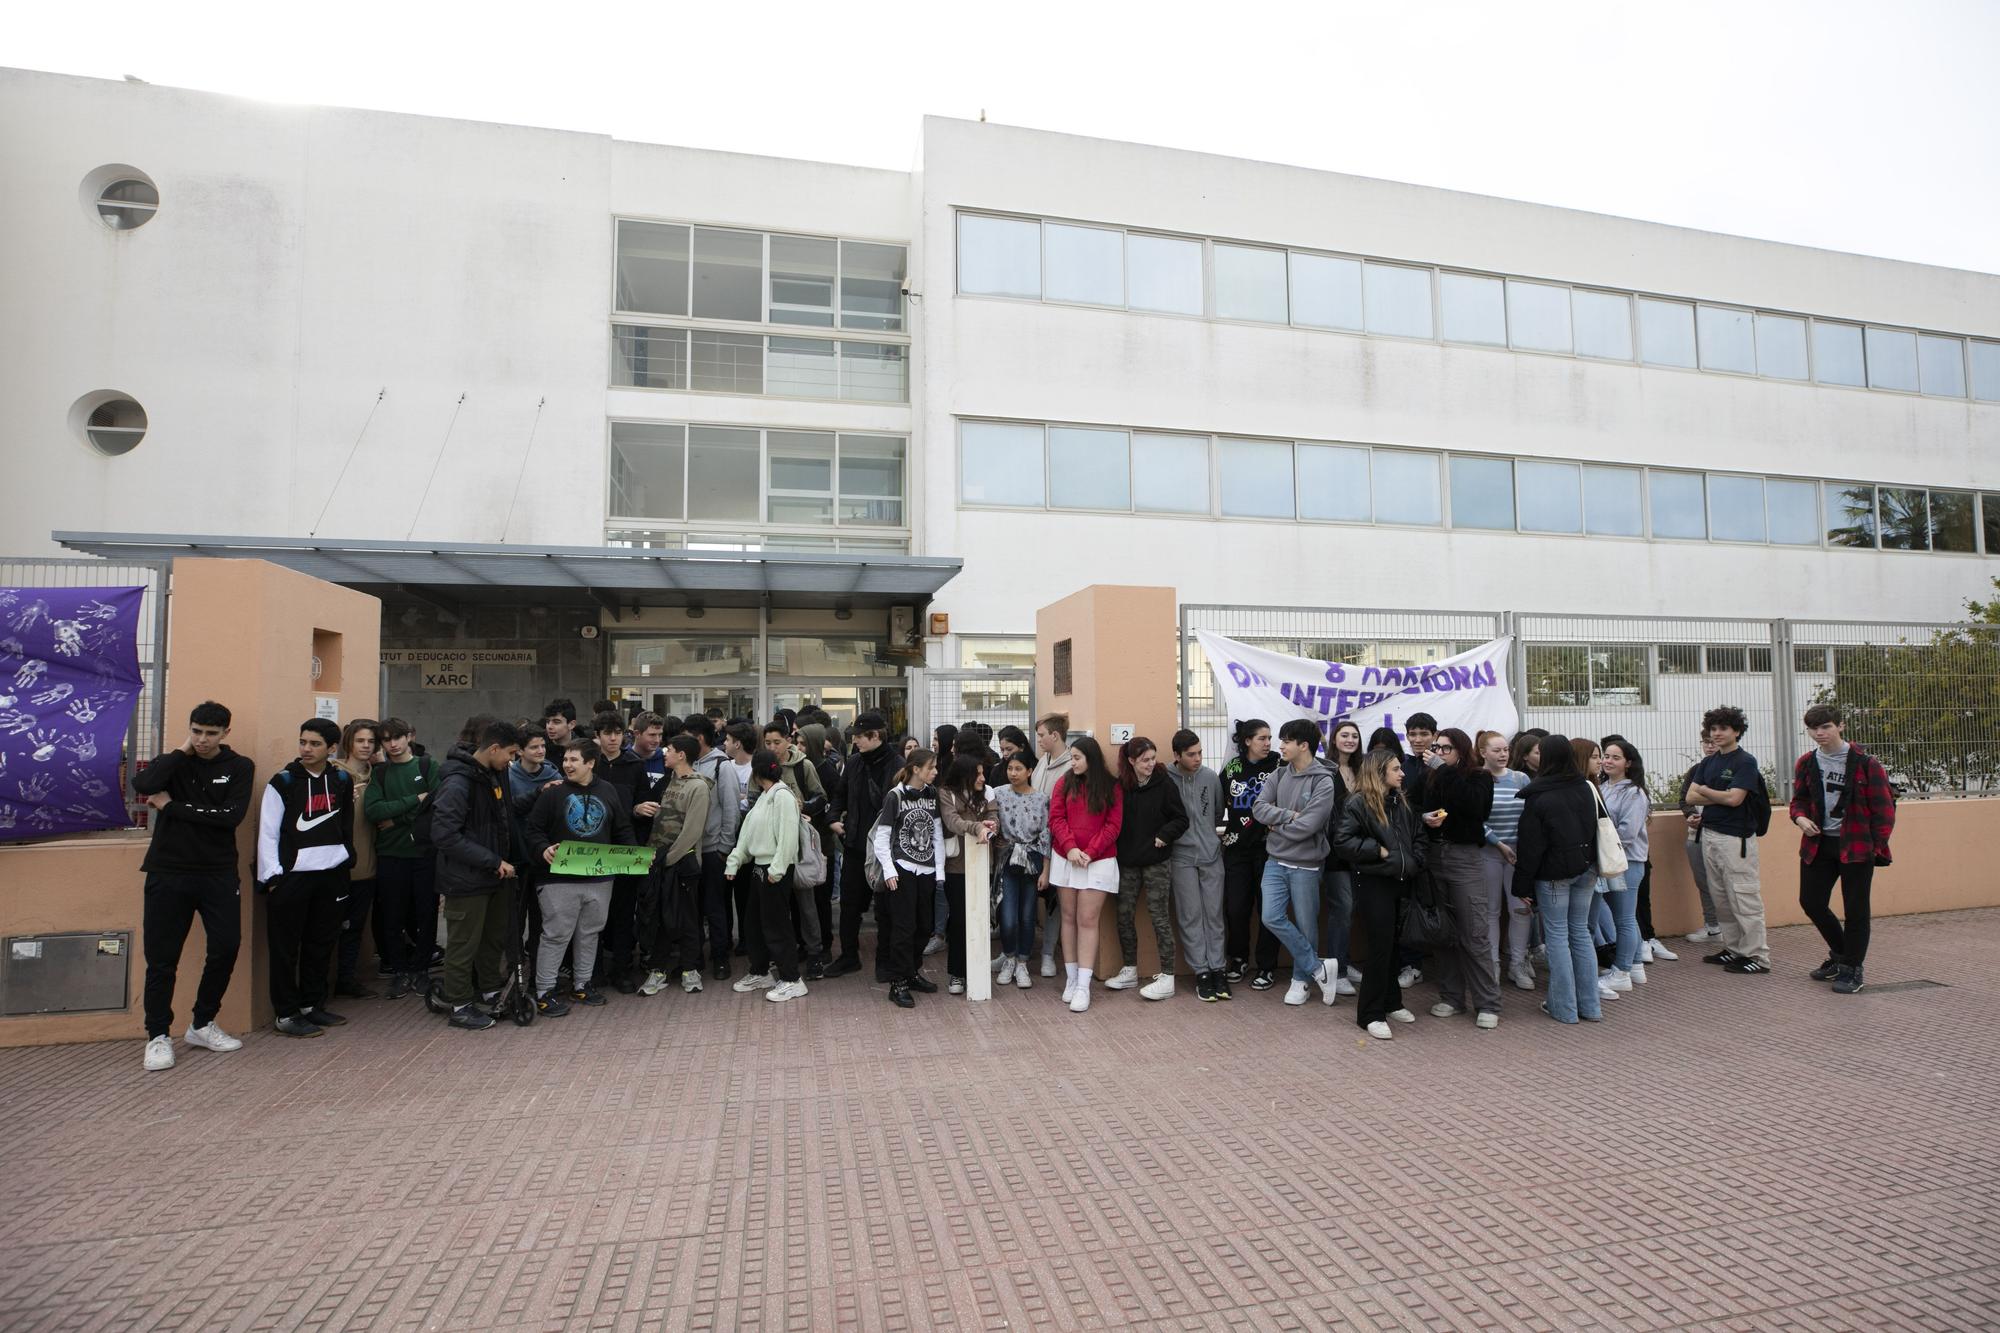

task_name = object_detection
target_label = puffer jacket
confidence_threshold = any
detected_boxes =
[1333,788,1426,880]
[1511,774,1598,897]
[429,745,513,897]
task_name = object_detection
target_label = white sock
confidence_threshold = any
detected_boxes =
[1077,968,1093,987]
[1065,962,1079,983]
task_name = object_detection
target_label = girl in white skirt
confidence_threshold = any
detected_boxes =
[1048,736,1124,1013]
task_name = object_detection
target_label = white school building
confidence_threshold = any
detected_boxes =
[4,66,1996,748]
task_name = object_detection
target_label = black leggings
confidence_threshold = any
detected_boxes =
[1354,877,1406,1027]
[1223,854,1279,970]
[1800,855,1874,966]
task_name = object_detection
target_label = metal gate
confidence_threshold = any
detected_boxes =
[917,669,1037,745]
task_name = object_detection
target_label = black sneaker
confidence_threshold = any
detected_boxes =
[449,1004,495,1030]
[888,984,914,1009]
[1213,972,1234,1001]
[386,972,411,1000]
[824,954,861,978]
[274,1014,322,1038]
[1809,957,1842,982]
[711,962,732,982]
[571,984,608,1006]
[1723,956,1770,974]
[333,979,377,1000]
[1831,964,1865,994]
[1249,969,1275,991]
[1196,973,1217,1003]
[613,972,641,995]
[906,974,938,994]
[375,961,398,980]
[1702,950,1741,966]
[1224,960,1246,983]
[804,958,826,981]
[536,989,572,1017]
[423,982,454,1016]
[303,1006,348,1027]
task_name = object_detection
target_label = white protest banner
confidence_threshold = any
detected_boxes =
[1195,631,1518,748]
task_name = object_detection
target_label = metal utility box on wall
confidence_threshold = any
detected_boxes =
[2,932,132,1015]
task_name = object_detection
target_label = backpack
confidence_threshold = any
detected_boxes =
[1744,778,1772,838]
[862,790,896,893]
[794,815,828,889]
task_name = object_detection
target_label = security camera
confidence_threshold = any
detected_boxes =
[900,277,912,295]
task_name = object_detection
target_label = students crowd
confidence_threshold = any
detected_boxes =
[133,694,1894,1070]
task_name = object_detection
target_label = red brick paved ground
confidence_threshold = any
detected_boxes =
[3,908,1998,1330]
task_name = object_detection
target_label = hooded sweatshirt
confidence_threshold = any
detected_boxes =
[132,744,256,875]
[1252,758,1337,867]
[1030,747,1073,801]
[334,756,377,881]
[1167,761,1224,866]
[777,745,826,811]
[690,747,741,854]
[1115,768,1190,868]
[256,760,355,884]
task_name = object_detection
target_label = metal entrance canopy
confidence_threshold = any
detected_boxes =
[53,532,961,613]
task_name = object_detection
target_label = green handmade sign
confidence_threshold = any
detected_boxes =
[548,841,654,878]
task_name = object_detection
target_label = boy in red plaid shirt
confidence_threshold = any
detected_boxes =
[1789,704,1895,995]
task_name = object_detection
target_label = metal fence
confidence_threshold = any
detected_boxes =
[1181,603,2000,802]
[0,557,170,826]
[917,668,1037,746]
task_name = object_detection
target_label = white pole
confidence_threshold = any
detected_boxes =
[965,834,992,1001]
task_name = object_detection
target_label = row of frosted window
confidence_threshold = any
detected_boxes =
[612,325,907,402]
[956,213,2000,400]
[609,422,906,528]
[957,418,2000,553]
[616,220,906,331]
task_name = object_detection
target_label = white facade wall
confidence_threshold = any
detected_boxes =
[4,71,1996,658]
[916,117,2000,635]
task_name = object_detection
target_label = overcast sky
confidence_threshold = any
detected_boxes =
[15,0,2000,273]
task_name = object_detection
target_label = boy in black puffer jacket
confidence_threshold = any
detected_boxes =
[430,721,524,1030]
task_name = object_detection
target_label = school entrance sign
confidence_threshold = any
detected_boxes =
[1194,631,1517,749]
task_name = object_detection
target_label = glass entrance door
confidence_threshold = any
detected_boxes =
[769,683,908,736]
[609,682,759,722]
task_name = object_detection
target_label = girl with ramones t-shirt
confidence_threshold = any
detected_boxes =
[872,749,946,1008]
[1218,719,1282,987]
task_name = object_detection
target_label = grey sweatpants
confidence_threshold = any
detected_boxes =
[1117,861,1177,973]
[1434,843,1501,1015]
[1685,833,1719,928]
[538,877,611,993]
[1170,858,1225,973]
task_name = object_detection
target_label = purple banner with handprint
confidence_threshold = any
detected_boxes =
[0,586,143,842]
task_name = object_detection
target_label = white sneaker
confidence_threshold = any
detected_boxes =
[1509,964,1536,991]
[1334,976,1357,996]
[1061,975,1076,1004]
[1598,982,1621,1001]
[991,955,1008,973]
[1685,925,1722,942]
[923,934,945,957]
[1014,962,1032,990]
[1284,980,1309,1006]
[1140,973,1175,1001]
[948,976,966,995]
[681,970,703,993]
[1313,960,1339,1006]
[1607,969,1634,992]
[1366,1020,1393,1041]
[1388,1008,1417,1024]
[1104,966,1140,990]
[996,958,1016,985]
[1068,983,1090,1013]
[1346,965,1364,984]
[639,969,670,996]
[143,1035,175,1071]
[732,972,775,992]
[765,979,807,1002]
[1040,956,1057,978]
[1397,966,1423,989]
[1628,962,1648,985]
[1430,1002,1463,1018]
[184,1021,242,1052]
[1647,939,1679,961]
[1475,1011,1499,1030]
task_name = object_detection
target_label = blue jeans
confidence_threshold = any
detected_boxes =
[1606,863,1643,971]
[1537,872,1602,1023]
[1319,868,1354,976]
[998,866,1038,959]
[1259,860,1322,983]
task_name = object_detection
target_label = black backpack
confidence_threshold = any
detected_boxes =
[1743,778,1773,838]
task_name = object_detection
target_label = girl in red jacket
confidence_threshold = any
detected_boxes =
[1049,735,1124,1013]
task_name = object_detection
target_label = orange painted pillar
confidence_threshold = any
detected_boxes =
[1035,586,1181,977]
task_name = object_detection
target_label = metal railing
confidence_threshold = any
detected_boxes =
[1181,603,2000,802]
[917,668,1037,747]
[0,557,170,825]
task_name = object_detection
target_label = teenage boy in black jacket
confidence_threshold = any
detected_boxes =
[592,711,648,991]
[133,700,256,1073]
[429,721,522,1030]
[825,711,893,979]
[256,718,356,1038]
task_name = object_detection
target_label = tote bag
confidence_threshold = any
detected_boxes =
[1590,784,1630,878]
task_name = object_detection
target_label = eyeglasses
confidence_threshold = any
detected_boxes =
[1436,743,1456,753]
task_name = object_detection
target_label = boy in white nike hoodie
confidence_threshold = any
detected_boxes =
[257,718,356,1037]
